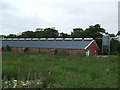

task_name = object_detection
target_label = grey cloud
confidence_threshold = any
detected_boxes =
[0,1,20,14]
[0,1,118,35]
[1,12,47,35]
[118,1,120,31]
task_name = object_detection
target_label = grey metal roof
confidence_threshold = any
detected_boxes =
[2,40,93,49]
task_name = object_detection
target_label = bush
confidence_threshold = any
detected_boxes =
[76,52,86,57]
[57,50,67,56]
[6,45,11,52]
[110,52,118,55]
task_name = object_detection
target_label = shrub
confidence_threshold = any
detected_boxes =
[76,52,86,57]
[6,45,11,52]
[110,52,118,55]
[57,50,66,56]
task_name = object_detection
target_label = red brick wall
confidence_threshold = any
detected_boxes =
[11,47,18,52]
[86,42,99,55]
[10,47,24,52]
[18,47,23,52]
[29,48,39,52]
[2,44,99,56]
[56,48,64,53]
[56,48,85,55]
[66,49,85,55]
[39,48,51,53]
[28,48,52,53]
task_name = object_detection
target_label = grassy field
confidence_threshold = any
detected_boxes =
[2,51,118,88]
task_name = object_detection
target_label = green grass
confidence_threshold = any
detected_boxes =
[2,51,118,88]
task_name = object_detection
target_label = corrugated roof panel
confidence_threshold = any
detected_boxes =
[6,38,13,40]
[47,38,55,40]
[64,38,73,40]
[40,38,47,40]
[55,38,64,40]
[32,38,40,40]
[25,38,32,40]
[73,38,83,40]
[2,40,93,49]
[13,38,18,40]
[18,38,25,40]
[84,38,93,40]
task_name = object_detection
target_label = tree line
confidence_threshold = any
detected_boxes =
[6,24,117,38]
[4,24,119,54]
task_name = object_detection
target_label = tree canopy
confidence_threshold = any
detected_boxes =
[6,24,115,39]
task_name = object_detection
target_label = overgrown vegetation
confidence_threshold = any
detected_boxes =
[5,45,11,52]
[2,51,118,88]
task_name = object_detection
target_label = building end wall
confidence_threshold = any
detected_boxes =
[86,42,100,55]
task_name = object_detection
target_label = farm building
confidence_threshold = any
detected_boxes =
[1,38,100,55]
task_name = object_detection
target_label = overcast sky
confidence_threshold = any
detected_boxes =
[0,0,119,35]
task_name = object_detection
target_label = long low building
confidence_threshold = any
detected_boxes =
[1,38,100,55]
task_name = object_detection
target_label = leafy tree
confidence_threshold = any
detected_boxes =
[71,28,85,37]
[36,28,44,31]
[43,27,59,37]
[110,39,119,55]
[19,31,35,38]
[84,24,105,39]
[70,24,106,38]
[7,34,17,38]
[34,27,59,37]
[73,28,84,32]
[59,32,69,37]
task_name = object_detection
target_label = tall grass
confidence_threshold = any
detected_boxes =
[2,51,118,88]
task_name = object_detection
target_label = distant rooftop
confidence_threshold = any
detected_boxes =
[2,40,94,49]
